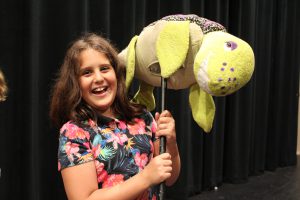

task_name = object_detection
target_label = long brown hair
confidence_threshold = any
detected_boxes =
[49,33,144,127]
[0,69,8,102]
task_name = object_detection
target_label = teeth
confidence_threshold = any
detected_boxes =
[94,88,103,92]
[93,87,106,92]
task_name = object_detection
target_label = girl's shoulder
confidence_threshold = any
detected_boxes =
[59,119,97,136]
[135,110,155,125]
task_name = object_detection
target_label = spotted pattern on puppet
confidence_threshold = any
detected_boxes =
[160,14,226,34]
[215,62,240,95]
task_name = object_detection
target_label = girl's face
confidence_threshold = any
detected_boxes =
[78,48,117,118]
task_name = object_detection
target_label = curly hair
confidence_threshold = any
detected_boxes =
[49,33,144,127]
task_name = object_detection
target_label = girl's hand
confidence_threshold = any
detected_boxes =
[153,110,180,187]
[155,110,176,144]
[141,153,172,185]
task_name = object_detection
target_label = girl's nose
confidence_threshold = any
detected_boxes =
[93,71,104,83]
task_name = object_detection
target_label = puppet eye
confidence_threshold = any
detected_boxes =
[149,64,161,75]
[224,41,237,51]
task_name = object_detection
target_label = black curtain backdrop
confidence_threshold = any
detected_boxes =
[0,0,299,199]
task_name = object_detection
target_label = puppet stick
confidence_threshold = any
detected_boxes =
[159,77,167,200]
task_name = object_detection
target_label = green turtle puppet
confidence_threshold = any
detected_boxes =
[119,14,255,133]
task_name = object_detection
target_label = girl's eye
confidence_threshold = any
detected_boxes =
[100,65,111,71]
[81,70,92,76]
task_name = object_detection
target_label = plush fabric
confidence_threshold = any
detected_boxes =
[194,31,255,96]
[119,14,255,133]
[189,84,215,133]
[123,35,138,90]
[156,21,190,77]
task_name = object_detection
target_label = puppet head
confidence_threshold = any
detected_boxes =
[194,31,254,96]
[119,14,255,132]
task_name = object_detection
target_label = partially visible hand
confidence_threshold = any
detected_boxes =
[155,110,176,144]
[141,153,172,185]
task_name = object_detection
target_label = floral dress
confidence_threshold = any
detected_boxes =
[58,111,158,200]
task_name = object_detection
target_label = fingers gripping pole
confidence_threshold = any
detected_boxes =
[159,77,167,200]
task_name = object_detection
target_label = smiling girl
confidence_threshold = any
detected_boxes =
[49,33,180,200]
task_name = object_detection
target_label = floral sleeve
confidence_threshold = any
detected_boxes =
[58,121,94,171]
[144,111,157,142]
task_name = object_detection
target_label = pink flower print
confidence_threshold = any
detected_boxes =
[108,121,117,129]
[102,174,124,188]
[118,120,127,130]
[58,161,61,171]
[92,144,101,159]
[94,160,108,183]
[107,133,128,147]
[65,141,80,162]
[65,141,79,156]
[116,133,128,145]
[88,119,99,133]
[112,141,118,149]
[127,118,146,135]
[64,123,90,140]
[88,119,96,128]
[83,142,91,150]
[151,120,157,133]
[134,152,149,170]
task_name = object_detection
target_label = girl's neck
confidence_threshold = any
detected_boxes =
[98,108,116,119]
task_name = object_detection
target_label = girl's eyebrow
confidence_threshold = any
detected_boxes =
[99,63,112,67]
[79,65,92,71]
[80,63,112,70]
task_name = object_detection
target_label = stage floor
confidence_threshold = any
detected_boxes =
[188,156,300,200]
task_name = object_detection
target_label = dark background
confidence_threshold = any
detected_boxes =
[0,0,299,199]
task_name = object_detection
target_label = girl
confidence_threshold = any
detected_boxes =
[49,33,180,200]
